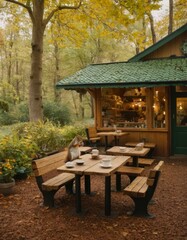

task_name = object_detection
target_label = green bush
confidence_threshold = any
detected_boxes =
[0,135,38,176]
[0,121,87,178]
[7,101,72,125]
[13,121,66,156]
[0,110,18,126]
[16,102,29,122]
[61,124,87,145]
[0,102,29,126]
[43,101,72,125]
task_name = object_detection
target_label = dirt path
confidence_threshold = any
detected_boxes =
[0,158,186,240]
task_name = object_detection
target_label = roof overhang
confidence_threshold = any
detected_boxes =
[56,58,187,90]
[56,81,187,90]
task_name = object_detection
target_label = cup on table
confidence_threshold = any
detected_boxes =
[101,158,111,167]
[116,129,122,133]
[91,149,99,159]
[119,146,127,152]
[135,142,144,151]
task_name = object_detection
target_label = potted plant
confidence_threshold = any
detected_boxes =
[0,159,16,195]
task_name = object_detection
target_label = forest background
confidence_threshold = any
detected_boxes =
[0,0,186,127]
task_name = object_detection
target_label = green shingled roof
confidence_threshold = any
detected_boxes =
[56,58,187,89]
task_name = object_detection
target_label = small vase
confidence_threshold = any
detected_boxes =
[0,179,15,196]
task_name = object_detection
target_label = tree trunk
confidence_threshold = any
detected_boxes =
[142,16,146,50]
[79,93,84,119]
[168,0,173,34]
[54,43,61,101]
[90,96,94,118]
[147,12,156,44]
[136,45,140,55]
[7,38,13,84]
[15,57,20,101]
[29,1,45,121]
[71,92,79,118]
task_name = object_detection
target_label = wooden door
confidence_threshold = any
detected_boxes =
[171,87,187,155]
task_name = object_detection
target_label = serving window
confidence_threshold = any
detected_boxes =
[101,88,147,128]
[101,87,167,129]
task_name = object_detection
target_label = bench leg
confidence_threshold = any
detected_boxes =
[42,190,56,208]
[132,198,154,218]
[129,175,136,182]
[116,174,136,192]
[65,180,74,194]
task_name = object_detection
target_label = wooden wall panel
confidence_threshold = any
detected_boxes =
[97,130,169,157]
[121,131,169,157]
[144,32,187,60]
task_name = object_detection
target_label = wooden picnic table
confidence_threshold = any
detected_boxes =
[106,146,150,167]
[125,142,156,157]
[57,154,130,216]
[97,131,129,150]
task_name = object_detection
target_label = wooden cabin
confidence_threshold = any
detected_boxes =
[56,24,187,157]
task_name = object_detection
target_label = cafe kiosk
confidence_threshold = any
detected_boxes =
[56,24,187,157]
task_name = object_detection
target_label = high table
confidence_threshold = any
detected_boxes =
[106,146,150,167]
[57,154,130,216]
[97,131,129,150]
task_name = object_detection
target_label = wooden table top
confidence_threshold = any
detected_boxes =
[57,154,130,176]
[106,146,150,157]
[125,142,156,148]
[79,146,92,153]
[97,131,129,137]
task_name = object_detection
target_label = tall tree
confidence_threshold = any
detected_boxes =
[4,0,83,121]
[168,0,173,34]
[116,0,161,47]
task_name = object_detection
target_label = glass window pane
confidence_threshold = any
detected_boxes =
[101,88,146,128]
[153,87,166,128]
[176,98,187,126]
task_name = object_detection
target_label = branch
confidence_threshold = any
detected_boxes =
[43,0,83,26]
[5,0,34,23]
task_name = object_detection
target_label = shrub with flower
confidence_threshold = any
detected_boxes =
[0,159,16,183]
[0,135,38,177]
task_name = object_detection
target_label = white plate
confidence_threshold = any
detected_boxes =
[119,147,126,151]
[65,163,74,168]
[75,160,85,165]
[100,164,112,168]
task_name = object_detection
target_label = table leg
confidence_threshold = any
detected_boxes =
[114,136,117,145]
[105,136,108,151]
[75,174,81,213]
[133,156,139,167]
[116,173,121,191]
[84,175,91,194]
[105,176,111,216]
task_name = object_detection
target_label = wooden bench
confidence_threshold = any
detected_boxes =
[127,158,155,167]
[115,165,144,191]
[85,127,101,147]
[123,160,164,217]
[32,151,75,208]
